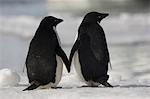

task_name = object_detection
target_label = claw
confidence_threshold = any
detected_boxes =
[101,82,113,87]
[51,87,62,89]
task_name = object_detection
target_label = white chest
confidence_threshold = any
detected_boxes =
[38,55,63,89]
[53,26,61,45]
[73,48,100,86]
[74,51,85,82]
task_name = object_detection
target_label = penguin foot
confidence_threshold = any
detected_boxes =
[101,82,113,87]
[91,85,99,87]
[81,85,89,87]
[81,85,99,88]
[23,81,40,91]
[51,87,62,89]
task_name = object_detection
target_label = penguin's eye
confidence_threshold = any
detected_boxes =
[55,19,58,22]
[54,20,56,22]
[98,16,101,19]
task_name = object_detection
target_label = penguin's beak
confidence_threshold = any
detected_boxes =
[101,13,109,19]
[98,13,109,22]
[56,18,63,24]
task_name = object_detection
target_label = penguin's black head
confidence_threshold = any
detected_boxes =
[83,12,109,23]
[41,16,63,27]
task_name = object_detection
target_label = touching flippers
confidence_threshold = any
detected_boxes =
[69,39,80,66]
[56,45,70,72]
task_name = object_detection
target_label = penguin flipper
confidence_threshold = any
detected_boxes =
[23,81,40,91]
[69,39,80,67]
[56,46,70,73]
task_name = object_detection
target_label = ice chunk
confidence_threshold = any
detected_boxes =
[0,68,20,87]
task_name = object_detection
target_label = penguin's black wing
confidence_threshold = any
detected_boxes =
[88,25,110,63]
[69,39,80,67]
[56,45,70,72]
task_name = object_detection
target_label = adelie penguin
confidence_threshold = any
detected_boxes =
[69,12,113,87]
[23,16,70,91]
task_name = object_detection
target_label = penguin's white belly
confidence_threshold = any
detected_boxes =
[38,55,63,89]
[74,51,100,86]
[74,51,86,82]
[54,55,63,86]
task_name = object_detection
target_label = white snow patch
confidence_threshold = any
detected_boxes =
[0,73,150,99]
[0,68,20,87]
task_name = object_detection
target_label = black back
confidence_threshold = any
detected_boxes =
[69,12,110,82]
[26,16,69,85]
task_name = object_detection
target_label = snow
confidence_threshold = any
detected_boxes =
[0,72,150,99]
[0,68,20,87]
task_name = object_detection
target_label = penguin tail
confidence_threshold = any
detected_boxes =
[22,63,26,73]
[23,81,40,91]
[101,82,113,87]
[109,61,112,70]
